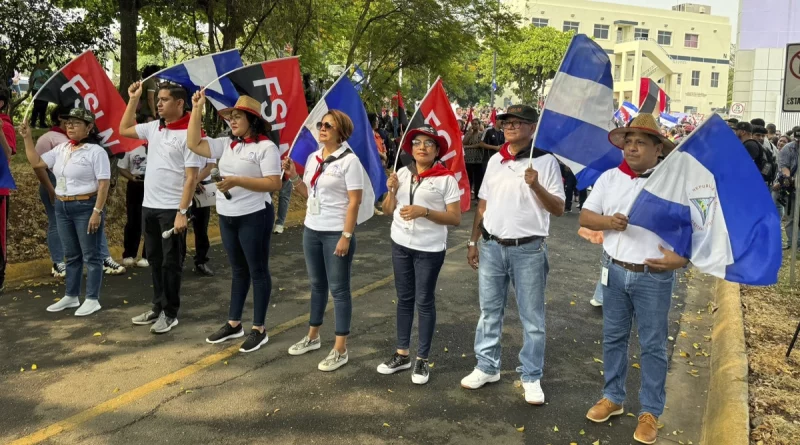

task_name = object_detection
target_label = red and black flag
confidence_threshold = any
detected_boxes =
[27,51,143,154]
[393,90,409,132]
[639,78,668,115]
[205,57,308,157]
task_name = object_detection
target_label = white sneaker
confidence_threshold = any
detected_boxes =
[523,380,545,405]
[47,296,80,312]
[460,368,500,389]
[74,299,102,317]
[122,257,135,267]
[589,298,603,307]
[273,224,284,234]
[288,335,321,356]
[136,258,150,268]
[318,349,348,372]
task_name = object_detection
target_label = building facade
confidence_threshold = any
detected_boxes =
[501,0,732,116]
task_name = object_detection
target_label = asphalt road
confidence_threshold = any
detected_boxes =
[0,207,689,445]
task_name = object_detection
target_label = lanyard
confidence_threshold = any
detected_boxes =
[311,148,352,196]
[408,177,424,205]
[59,145,80,178]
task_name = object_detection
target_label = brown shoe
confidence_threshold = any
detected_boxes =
[586,398,624,423]
[633,412,658,444]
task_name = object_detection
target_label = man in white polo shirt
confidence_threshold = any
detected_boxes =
[461,105,565,406]
[120,82,203,334]
[580,114,689,445]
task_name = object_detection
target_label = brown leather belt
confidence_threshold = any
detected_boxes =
[57,193,97,202]
[612,258,646,273]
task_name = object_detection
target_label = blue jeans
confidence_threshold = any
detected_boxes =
[474,238,549,382]
[593,279,604,304]
[55,196,105,300]
[601,253,674,417]
[219,205,274,326]
[303,227,356,336]
[392,242,446,359]
[275,179,293,226]
[38,170,64,263]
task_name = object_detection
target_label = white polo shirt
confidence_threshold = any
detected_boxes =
[206,137,282,217]
[479,150,565,238]
[391,167,461,252]
[135,120,204,209]
[302,146,365,232]
[582,166,672,264]
[117,145,147,176]
[41,142,111,196]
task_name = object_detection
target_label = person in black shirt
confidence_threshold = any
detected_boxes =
[736,122,764,171]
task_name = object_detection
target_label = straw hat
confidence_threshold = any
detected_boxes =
[219,96,266,122]
[608,114,676,154]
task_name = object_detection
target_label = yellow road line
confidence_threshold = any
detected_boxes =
[10,244,465,444]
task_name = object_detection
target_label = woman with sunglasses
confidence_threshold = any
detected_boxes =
[377,125,461,384]
[20,109,110,316]
[283,110,366,372]
[186,90,283,353]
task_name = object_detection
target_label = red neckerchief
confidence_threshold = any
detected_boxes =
[231,134,268,149]
[310,155,326,188]
[497,141,541,164]
[68,139,82,147]
[158,113,190,131]
[409,162,454,182]
[498,143,516,163]
[618,159,654,179]
[51,126,67,135]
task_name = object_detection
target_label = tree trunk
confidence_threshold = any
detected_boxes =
[207,0,216,52]
[118,0,139,100]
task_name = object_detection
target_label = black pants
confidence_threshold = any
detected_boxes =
[467,163,485,197]
[579,189,588,209]
[143,207,186,318]
[564,173,577,211]
[31,98,48,128]
[123,181,145,259]
[191,206,211,266]
[0,196,8,290]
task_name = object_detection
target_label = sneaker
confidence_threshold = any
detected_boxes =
[376,352,411,375]
[74,299,101,317]
[206,323,244,344]
[136,258,150,268]
[288,335,321,356]
[239,329,269,353]
[150,312,178,334]
[586,398,624,423]
[103,257,126,275]
[460,368,500,389]
[589,298,603,307]
[47,296,80,312]
[131,310,159,325]
[194,263,214,277]
[523,380,545,405]
[318,349,348,372]
[122,257,136,267]
[374,208,385,216]
[273,224,284,234]
[411,358,430,385]
[51,262,66,278]
[633,413,658,444]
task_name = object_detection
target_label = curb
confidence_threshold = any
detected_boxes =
[701,278,749,445]
[4,209,306,287]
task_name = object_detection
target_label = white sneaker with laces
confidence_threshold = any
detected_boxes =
[47,296,80,312]
[74,299,101,317]
[136,258,150,268]
[523,380,545,405]
[273,224,284,234]
[460,368,500,389]
[122,257,135,267]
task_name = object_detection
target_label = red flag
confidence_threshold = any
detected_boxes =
[639,78,668,114]
[32,51,143,154]
[396,90,409,131]
[489,108,497,126]
[403,78,471,212]
[464,107,474,131]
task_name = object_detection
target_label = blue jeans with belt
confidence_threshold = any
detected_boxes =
[38,170,64,264]
[55,196,105,300]
[474,238,549,382]
[601,252,674,417]
[303,227,356,336]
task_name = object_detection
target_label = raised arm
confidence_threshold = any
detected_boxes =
[186,90,212,158]
[119,82,143,139]
[19,121,47,169]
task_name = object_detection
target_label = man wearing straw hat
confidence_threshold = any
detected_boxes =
[579,113,689,444]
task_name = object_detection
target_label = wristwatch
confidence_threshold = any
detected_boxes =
[93,207,102,214]
[342,231,353,239]
[179,208,188,215]
[467,241,477,247]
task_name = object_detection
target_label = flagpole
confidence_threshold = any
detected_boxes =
[22,50,93,123]
[392,77,441,172]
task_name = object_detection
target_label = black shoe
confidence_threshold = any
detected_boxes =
[195,263,214,277]
[376,352,411,375]
[412,358,430,385]
[239,329,269,353]
[206,323,244,344]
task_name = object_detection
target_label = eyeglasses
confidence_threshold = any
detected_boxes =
[500,120,531,130]
[411,139,437,149]
[316,122,335,131]
[65,120,86,128]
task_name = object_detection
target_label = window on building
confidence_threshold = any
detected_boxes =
[594,24,610,39]
[634,28,649,40]
[711,72,719,88]
[563,21,579,33]
[684,33,699,48]
[657,77,664,84]
[691,70,700,86]
[657,30,672,46]
[676,73,682,85]
[532,18,549,28]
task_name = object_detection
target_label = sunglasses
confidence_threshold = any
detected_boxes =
[316,122,336,131]
[411,139,437,149]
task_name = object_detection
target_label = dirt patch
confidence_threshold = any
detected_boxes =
[742,256,800,445]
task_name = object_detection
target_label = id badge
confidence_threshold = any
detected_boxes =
[308,196,321,215]
[56,176,67,193]
[601,266,609,286]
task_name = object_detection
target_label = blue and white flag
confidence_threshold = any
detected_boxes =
[627,115,781,285]
[614,101,639,123]
[659,112,679,128]
[146,49,243,110]
[351,65,366,92]
[533,34,622,189]
[289,73,388,224]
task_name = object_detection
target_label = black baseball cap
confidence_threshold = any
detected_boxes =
[496,104,539,123]
[736,122,753,133]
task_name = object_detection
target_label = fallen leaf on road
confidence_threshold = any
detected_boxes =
[185,390,193,394]
[273,408,280,413]
[383,422,390,427]
[570,301,576,305]
[593,358,603,364]
[632,363,640,369]
[627,413,636,417]
[429,363,435,368]
[515,425,525,432]
[223,361,228,365]
[593,441,600,445]
[692,343,700,349]
[553,425,559,432]
[279,288,285,291]
[680,331,688,338]
[20,368,24,372]
[113,388,120,393]
[93,332,102,337]
[387,389,394,393]
[34,295,41,299]
[53,298,61,302]
[580,429,585,435]
[461,353,466,358]
[31,364,37,370]
[392,300,396,304]
[444,347,448,352]
[123,300,128,304]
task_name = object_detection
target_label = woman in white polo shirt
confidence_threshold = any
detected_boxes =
[186,91,282,353]
[377,125,461,384]
[283,109,366,372]
[20,109,111,316]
